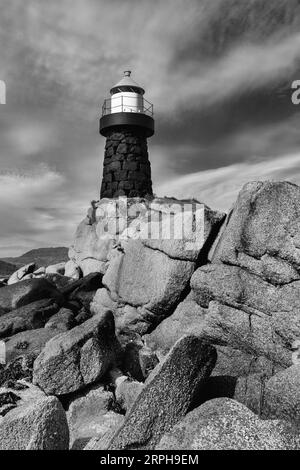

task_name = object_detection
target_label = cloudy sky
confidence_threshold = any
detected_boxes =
[1,0,300,256]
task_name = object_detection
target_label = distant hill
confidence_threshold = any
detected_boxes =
[0,260,18,277]
[2,247,69,270]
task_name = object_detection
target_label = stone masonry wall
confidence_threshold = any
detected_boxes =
[100,128,153,198]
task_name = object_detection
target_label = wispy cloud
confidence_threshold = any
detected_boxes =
[0,165,87,256]
[157,153,300,212]
[1,0,300,255]
[162,32,300,114]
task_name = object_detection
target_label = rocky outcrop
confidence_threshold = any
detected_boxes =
[45,262,66,275]
[147,182,300,367]
[33,310,120,395]
[0,358,35,388]
[7,263,36,285]
[5,327,62,365]
[109,369,143,413]
[121,341,158,381]
[0,380,46,417]
[33,267,46,276]
[64,260,81,279]
[70,197,224,278]
[63,272,103,311]
[98,240,195,336]
[0,256,74,287]
[0,299,60,338]
[67,383,114,449]
[44,273,72,290]
[44,307,75,332]
[85,197,224,338]
[0,270,110,397]
[0,278,63,313]
[84,412,125,450]
[197,181,300,367]
[195,345,282,415]
[143,182,300,419]
[190,263,298,366]
[2,181,300,451]
[262,365,300,425]
[156,398,300,450]
[107,336,217,450]
[144,296,205,359]
[115,377,143,413]
[0,395,69,450]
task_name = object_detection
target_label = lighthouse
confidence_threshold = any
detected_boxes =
[99,71,154,198]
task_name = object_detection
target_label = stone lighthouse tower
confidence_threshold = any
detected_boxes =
[99,71,154,198]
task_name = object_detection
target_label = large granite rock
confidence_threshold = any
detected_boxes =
[65,272,103,310]
[94,240,195,336]
[147,308,277,415]
[0,358,34,388]
[145,182,300,416]
[0,278,63,314]
[84,412,125,450]
[109,369,143,413]
[186,182,300,368]
[186,344,280,416]
[201,372,268,416]
[121,341,158,381]
[0,395,69,450]
[144,296,205,359]
[212,181,300,280]
[33,310,120,395]
[262,365,300,425]
[64,260,81,280]
[211,345,280,378]
[0,299,60,338]
[115,377,143,413]
[67,383,114,449]
[7,263,36,285]
[0,380,46,417]
[61,272,103,297]
[138,199,224,262]
[105,240,194,313]
[107,336,217,450]
[5,328,62,366]
[145,311,282,398]
[156,398,300,450]
[68,216,113,277]
[191,263,298,366]
[45,262,66,275]
[73,197,224,337]
[44,307,75,332]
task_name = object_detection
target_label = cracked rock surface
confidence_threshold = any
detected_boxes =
[107,336,217,450]
[87,197,224,337]
[156,398,300,450]
[33,309,120,395]
[145,182,300,416]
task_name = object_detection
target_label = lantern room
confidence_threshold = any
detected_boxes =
[99,71,154,138]
[109,70,145,114]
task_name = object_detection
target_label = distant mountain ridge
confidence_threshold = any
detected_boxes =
[1,247,68,271]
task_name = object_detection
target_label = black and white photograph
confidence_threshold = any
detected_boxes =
[0,0,300,457]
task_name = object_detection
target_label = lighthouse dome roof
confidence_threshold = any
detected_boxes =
[110,71,145,95]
